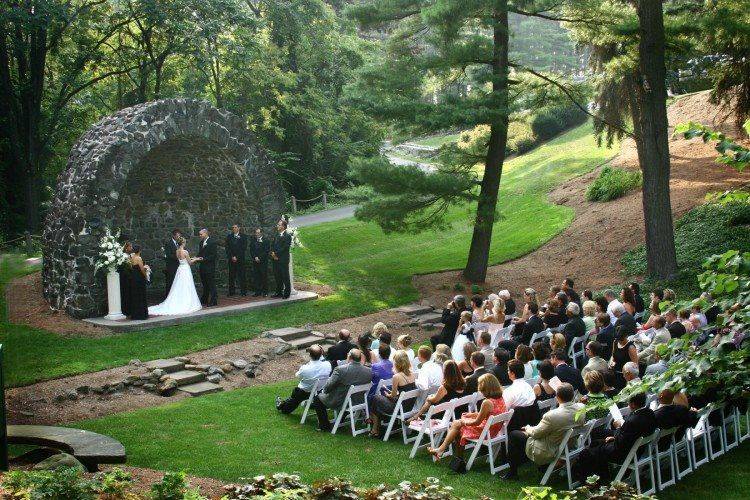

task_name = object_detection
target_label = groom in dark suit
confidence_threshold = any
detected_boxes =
[270,219,292,299]
[197,228,218,306]
[163,229,182,298]
[225,224,248,296]
[249,227,270,296]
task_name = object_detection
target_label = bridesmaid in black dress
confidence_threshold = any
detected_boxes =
[128,244,149,320]
[118,242,133,317]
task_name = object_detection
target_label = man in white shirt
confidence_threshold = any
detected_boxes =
[415,345,443,390]
[604,289,623,326]
[504,359,540,431]
[276,344,331,414]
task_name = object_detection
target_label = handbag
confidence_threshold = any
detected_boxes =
[449,455,466,474]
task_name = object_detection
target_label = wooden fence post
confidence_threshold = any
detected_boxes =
[322,192,327,209]
[24,231,32,256]
[291,196,297,213]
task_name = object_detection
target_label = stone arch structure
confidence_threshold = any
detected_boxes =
[42,99,285,318]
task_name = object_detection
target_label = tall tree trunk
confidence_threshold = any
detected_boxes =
[463,3,510,282]
[634,0,677,279]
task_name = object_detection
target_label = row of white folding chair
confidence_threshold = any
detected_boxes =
[568,334,588,369]
[529,328,551,346]
[331,382,372,436]
[537,397,558,416]
[300,376,329,424]
[490,324,514,348]
[613,428,660,495]
[408,392,482,460]
[382,385,442,443]
[540,419,595,489]
[464,409,515,473]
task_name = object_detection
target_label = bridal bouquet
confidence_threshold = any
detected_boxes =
[94,227,130,273]
[287,225,303,249]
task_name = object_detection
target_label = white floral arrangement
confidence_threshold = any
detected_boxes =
[287,225,303,249]
[94,227,130,273]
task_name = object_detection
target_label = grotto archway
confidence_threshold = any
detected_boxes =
[42,99,285,318]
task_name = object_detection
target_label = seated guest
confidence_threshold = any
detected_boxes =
[416,346,443,390]
[434,343,452,360]
[551,350,585,394]
[369,344,394,399]
[530,341,549,378]
[543,299,565,329]
[690,302,708,328]
[562,302,586,346]
[464,352,489,394]
[572,392,657,483]
[369,351,417,437]
[581,341,608,377]
[427,374,507,461]
[482,297,506,325]
[326,329,357,369]
[629,282,645,314]
[644,351,668,376]
[431,295,470,349]
[604,289,623,325]
[602,369,620,398]
[515,344,534,379]
[452,311,475,359]
[503,383,584,480]
[276,344,332,414]
[639,296,662,330]
[499,289,516,317]
[501,302,543,351]
[457,342,477,376]
[491,347,512,386]
[358,334,376,365]
[408,360,467,424]
[594,313,615,360]
[513,288,539,327]
[609,324,638,390]
[623,361,641,386]
[312,349,372,431]
[702,293,720,325]
[550,333,567,353]
[477,330,495,370]
[664,308,687,338]
[534,360,557,401]
[679,308,695,333]
[582,289,594,302]
[637,315,670,366]
[370,322,390,352]
[555,292,570,320]
[394,334,416,364]
[663,288,676,302]
[612,303,636,333]
[594,296,609,316]
[504,359,540,431]
[579,371,611,420]
[470,295,485,323]
[620,286,637,316]
[654,389,699,441]
[582,300,597,333]
[562,278,581,307]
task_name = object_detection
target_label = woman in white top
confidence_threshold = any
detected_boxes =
[515,344,534,380]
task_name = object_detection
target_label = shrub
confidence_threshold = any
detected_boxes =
[150,471,204,500]
[97,468,133,499]
[585,166,643,202]
[530,104,588,141]
[2,467,99,500]
[506,121,537,155]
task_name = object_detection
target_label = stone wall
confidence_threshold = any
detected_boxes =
[42,99,285,318]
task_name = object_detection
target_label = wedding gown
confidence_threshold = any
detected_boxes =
[148,258,202,316]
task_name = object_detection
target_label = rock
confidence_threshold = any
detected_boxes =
[152,368,165,378]
[139,374,153,381]
[131,379,144,387]
[91,385,105,395]
[207,366,225,376]
[231,359,248,370]
[207,374,222,384]
[184,364,198,370]
[244,366,257,378]
[75,385,90,395]
[33,453,85,472]
[143,383,157,392]
[124,375,140,385]
[220,363,234,373]
[421,323,436,331]
[158,379,178,397]
[113,382,125,393]
[159,375,170,382]
[53,394,67,403]
[66,390,78,400]
[195,364,210,371]
[274,344,292,355]
[420,299,433,307]
[259,355,268,362]
[129,359,142,366]
[175,356,191,363]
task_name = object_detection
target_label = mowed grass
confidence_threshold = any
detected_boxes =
[77,380,750,499]
[0,122,614,387]
[412,132,462,148]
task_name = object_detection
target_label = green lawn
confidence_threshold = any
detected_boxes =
[412,132,462,148]
[0,122,614,387]
[77,380,750,499]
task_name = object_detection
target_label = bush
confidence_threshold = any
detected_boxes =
[150,471,205,500]
[585,166,643,202]
[506,121,537,155]
[2,467,99,500]
[530,104,588,141]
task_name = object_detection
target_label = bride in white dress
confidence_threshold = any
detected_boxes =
[149,237,203,316]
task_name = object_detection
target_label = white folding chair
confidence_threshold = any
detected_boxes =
[568,335,587,369]
[300,376,329,424]
[465,409,515,474]
[688,408,711,469]
[530,328,551,346]
[653,427,678,490]
[633,311,645,322]
[586,414,613,443]
[739,404,750,442]
[382,388,422,443]
[375,377,392,395]
[612,429,660,496]
[490,325,514,348]
[331,382,372,436]
[408,400,454,459]
[706,405,726,459]
[540,420,593,489]
[672,426,694,480]
[537,398,558,416]
[646,393,659,410]
[470,391,485,412]
[722,404,740,451]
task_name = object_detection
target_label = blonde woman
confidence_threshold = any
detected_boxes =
[394,334,416,364]
[435,343,452,361]
[370,351,417,437]
[371,322,389,351]
[513,288,538,324]
[550,332,567,353]
[483,298,506,325]
[582,300,597,333]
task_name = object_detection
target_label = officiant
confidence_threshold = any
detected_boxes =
[225,223,248,296]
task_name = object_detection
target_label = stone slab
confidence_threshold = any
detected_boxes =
[285,335,332,350]
[166,370,205,386]
[265,326,312,341]
[143,359,185,373]
[178,381,224,397]
[83,291,318,332]
[414,312,443,324]
[396,304,434,316]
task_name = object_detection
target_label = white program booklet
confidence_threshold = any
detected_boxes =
[609,404,624,426]
[549,376,563,391]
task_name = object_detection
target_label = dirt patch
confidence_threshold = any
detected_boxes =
[414,92,748,305]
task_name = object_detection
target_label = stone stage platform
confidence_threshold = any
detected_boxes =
[84,291,318,332]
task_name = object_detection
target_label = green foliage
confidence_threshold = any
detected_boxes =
[96,468,133,499]
[149,471,204,500]
[507,121,538,155]
[706,189,750,205]
[622,200,750,297]
[530,104,589,142]
[674,120,750,172]
[585,166,643,202]
[522,479,655,499]
[2,467,99,500]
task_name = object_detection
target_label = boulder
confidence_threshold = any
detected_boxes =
[152,368,165,378]
[244,365,258,378]
[220,363,234,373]
[33,453,85,472]
[231,359,248,370]
[75,385,90,395]
[129,359,142,366]
[207,374,222,384]
[143,383,157,392]
[158,379,178,397]
[175,356,191,363]
[274,343,292,355]
[207,366,225,377]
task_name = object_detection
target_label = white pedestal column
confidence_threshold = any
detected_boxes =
[289,252,297,295]
[104,269,126,320]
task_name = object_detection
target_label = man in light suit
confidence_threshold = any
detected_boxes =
[503,383,585,480]
[637,315,671,367]
[312,348,372,432]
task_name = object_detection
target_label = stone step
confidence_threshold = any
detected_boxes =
[285,334,331,350]
[178,381,224,397]
[166,370,206,386]
[144,359,185,373]
[414,312,443,324]
[265,326,313,341]
[396,304,434,317]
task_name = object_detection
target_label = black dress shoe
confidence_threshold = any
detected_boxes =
[240,292,247,296]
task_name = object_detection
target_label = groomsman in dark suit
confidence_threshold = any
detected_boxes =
[225,224,248,296]
[250,227,270,296]
[270,219,292,299]
[197,228,218,306]
[163,229,182,298]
